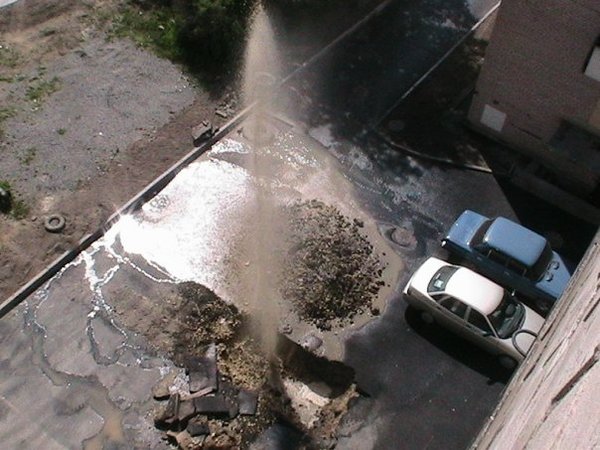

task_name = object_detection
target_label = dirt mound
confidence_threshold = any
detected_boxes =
[174,282,241,355]
[281,199,384,330]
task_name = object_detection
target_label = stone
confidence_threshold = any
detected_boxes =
[192,120,214,146]
[177,399,196,423]
[301,334,323,352]
[166,430,195,450]
[186,417,209,437]
[238,389,258,415]
[155,393,180,427]
[193,395,234,418]
[185,344,218,393]
[152,369,179,400]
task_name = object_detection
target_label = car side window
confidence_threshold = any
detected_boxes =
[507,258,527,276]
[440,298,467,320]
[467,309,494,335]
[487,248,507,266]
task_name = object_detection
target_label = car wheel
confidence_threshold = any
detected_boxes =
[498,355,517,370]
[420,311,434,324]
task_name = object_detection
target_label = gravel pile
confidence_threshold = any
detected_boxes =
[281,199,384,330]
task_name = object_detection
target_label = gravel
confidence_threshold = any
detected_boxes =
[0,36,195,197]
[281,199,384,330]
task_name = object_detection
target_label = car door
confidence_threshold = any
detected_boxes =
[436,297,470,338]
[465,308,504,355]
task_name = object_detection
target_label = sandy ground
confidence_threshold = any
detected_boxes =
[0,1,236,300]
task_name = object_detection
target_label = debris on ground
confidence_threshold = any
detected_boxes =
[281,199,385,330]
[132,280,363,448]
[192,121,215,146]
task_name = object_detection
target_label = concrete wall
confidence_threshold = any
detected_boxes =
[468,0,600,192]
[472,227,600,449]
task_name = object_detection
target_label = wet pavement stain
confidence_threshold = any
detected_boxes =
[25,306,127,450]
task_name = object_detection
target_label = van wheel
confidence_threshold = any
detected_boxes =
[498,355,517,370]
[420,311,434,324]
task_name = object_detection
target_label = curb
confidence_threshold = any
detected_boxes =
[0,105,253,318]
[0,0,397,318]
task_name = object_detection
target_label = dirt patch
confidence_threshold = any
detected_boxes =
[281,199,384,330]
[0,0,243,302]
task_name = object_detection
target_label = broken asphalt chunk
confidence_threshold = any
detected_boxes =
[178,399,196,423]
[192,121,214,146]
[155,393,180,427]
[193,394,237,419]
[185,344,218,393]
[238,389,258,415]
[186,417,209,437]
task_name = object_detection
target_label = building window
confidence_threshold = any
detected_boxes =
[584,44,600,82]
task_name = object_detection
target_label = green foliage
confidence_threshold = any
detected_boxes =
[0,106,16,141]
[0,180,28,219]
[111,0,257,76]
[20,147,37,165]
[178,0,256,71]
[0,106,16,122]
[57,128,67,135]
[111,7,183,61]
[10,199,29,219]
[26,76,61,103]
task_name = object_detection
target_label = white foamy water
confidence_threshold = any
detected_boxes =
[110,141,254,300]
[0,0,19,8]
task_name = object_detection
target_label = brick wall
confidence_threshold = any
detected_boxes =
[468,0,600,192]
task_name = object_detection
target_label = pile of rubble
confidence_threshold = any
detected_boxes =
[281,199,384,329]
[154,344,260,449]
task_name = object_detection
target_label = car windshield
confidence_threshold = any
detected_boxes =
[427,266,458,293]
[529,242,553,281]
[488,294,524,339]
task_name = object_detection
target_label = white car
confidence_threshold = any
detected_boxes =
[403,257,544,368]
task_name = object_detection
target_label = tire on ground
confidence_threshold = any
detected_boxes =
[44,214,66,233]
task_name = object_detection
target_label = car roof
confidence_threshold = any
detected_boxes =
[445,267,505,316]
[483,217,548,268]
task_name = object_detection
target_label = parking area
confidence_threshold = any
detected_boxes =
[0,111,517,448]
[5,0,582,448]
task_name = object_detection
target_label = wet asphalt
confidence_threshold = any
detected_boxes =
[0,0,548,448]
[316,131,514,450]
[278,0,517,448]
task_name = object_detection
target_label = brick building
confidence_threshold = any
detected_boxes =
[468,0,600,207]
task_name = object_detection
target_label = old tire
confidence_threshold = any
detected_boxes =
[44,214,66,233]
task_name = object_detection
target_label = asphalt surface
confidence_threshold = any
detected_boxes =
[0,0,518,448]
[303,126,514,449]
[0,120,515,450]
[301,0,499,126]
